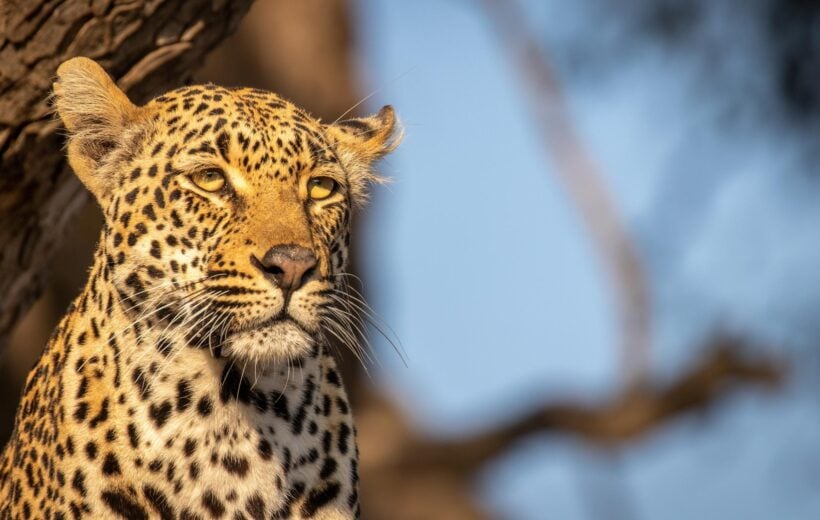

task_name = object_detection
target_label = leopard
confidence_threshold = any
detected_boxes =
[0,57,399,520]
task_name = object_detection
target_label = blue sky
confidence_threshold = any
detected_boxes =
[353,1,820,518]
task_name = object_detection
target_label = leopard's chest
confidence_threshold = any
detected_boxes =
[110,355,341,516]
[127,404,323,517]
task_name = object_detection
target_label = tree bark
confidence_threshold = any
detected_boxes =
[0,0,254,350]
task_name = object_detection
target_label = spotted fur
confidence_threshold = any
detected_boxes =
[0,57,399,519]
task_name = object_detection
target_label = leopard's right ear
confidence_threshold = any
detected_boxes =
[53,57,142,201]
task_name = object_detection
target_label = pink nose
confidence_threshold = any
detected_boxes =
[252,244,318,294]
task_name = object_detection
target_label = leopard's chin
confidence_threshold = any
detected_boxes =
[222,319,315,370]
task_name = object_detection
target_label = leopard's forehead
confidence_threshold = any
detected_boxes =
[145,85,338,185]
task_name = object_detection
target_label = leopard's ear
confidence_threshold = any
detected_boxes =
[325,105,401,206]
[53,57,142,201]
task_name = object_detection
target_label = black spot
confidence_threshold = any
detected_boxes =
[166,460,177,484]
[156,337,173,357]
[252,390,267,412]
[127,423,140,448]
[290,378,316,435]
[183,438,197,457]
[132,367,152,400]
[85,441,97,460]
[142,204,156,221]
[102,489,149,520]
[269,392,290,421]
[155,187,166,208]
[336,397,349,415]
[338,423,351,455]
[257,439,272,461]
[220,364,252,404]
[301,482,341,518]
[125,272,144,294]
[197,396,213,417]
[202,490,225,518]
[102,452,121,476]
[144,484,175,520]
[177,380,192,411]
[147,265,165,279]
[71,469,87,496]
[325,368,341,387]
[73,402,89,423]
[88,398,109,428]
[193,102,209,115]
[322,431,333,454]
[149,400,173,428]
[245,494,265,520]
[125,187,139,204]
[216,131,230,161]
[171,210,184,228]
[180,508,202,520]
[189,461,200,481]
[319,458,338,479]
[291,407,307,436]
[221,455,249,477]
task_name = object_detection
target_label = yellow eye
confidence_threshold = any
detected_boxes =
[308,177,337,200]
[190,169,226,192]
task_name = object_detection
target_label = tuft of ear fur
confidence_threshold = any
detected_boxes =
[325,105,402,206]
[53,57,142,201]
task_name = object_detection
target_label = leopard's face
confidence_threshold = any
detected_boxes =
[54,59,398,368]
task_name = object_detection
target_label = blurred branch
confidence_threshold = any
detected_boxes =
[478,0,653,387]
[382,335,784,479]
[0,0,254,352]
[358,333,784,520]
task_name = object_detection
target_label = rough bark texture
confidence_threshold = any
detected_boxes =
[0,0,253,350]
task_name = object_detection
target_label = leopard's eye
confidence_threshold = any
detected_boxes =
[190,169,226,192]
[308,177,337,200]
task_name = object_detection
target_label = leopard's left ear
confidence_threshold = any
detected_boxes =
[53,57,143,202]
[325,105,402,205]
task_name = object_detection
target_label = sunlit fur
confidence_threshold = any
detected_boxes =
[0,57,399,519]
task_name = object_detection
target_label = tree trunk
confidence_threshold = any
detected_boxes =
[0,0,254,350]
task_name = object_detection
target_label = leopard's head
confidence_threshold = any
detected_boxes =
[54,58,399,367]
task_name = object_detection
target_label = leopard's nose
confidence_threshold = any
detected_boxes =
[252,244,318,294]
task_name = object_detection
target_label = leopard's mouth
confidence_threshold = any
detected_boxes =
[220,313,317,366]
[230,310,315,337]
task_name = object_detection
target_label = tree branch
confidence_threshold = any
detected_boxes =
[479,0,653,386]
[401,336,784,478]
